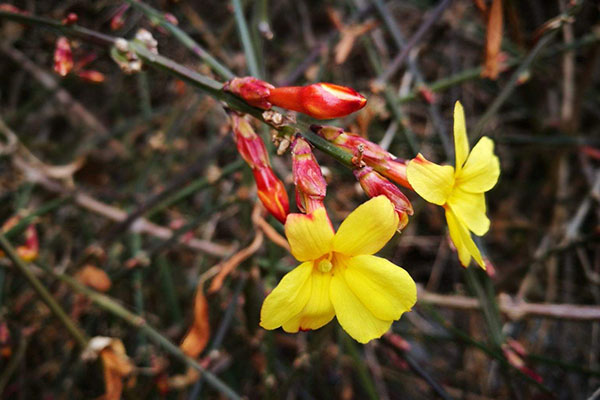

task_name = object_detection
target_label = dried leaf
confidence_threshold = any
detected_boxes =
[83,337,134,400]
[180,285,210,359]
[76,264,112,292]
[481,0,503,79]
[100,341,134,400]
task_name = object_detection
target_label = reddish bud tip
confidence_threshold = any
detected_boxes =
[62,13,78,25]
[377,159,411,189]
[0,4,27,14]
[417,86,436,104]
[291,137,327,213]
[354,167,413,230]
[223,77,274,109]
[53,37,73,77]
[110,4,129,31]
[77,70,105,83]
[163,13,178,26]
[253,167,290,223]
[268,83,367,120]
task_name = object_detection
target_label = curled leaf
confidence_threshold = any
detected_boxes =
[481,0,503,79]
[180,285,210,359]
[82,337,134,400]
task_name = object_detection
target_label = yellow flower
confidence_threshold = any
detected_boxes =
[406,101,500,268]
[260,196,417,344]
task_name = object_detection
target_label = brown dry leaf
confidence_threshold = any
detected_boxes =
[180,284,210,359]
[76,264,112,292]
[328,8,378,65]
[208,231,264,294]
[481,0,503,79]
[473,0,487,15]
[100,340,134,400]
[82,337,134,400]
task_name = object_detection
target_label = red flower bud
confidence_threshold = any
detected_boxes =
[77,70,105,83]
[223,77,274,109]
[53,37,73,77]
[267,83,366,120]
[253,167,290,224]
[224,78,366,119]
[312,125,412,189]
[62,13,78,25]
[17,224,39,262]
[231,114,270,170]
[110,4,129,31]
[354,167,413,230]
[291,137,326,213]
[230,114,289,223]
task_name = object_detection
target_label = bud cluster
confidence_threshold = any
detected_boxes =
[227,76,414,230]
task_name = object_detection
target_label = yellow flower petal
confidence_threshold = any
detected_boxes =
[333,196,398,257]
[406,154,455,205]
[282,270,335,332]
[456,136,500,193]
[285,208,334,262]
[341,255,416,321]
[447,188,489,236]
[445,208,484,268]
[454,101,469,173]
[330,271,392,343]
[260,262,312,329]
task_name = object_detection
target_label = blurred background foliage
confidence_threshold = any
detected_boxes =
[1,0,600,399]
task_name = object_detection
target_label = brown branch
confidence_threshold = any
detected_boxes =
[418,285,600,321]
[12,155,233,257]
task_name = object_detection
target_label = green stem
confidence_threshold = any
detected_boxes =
[5,196,72,239]
[0,11,115,46]
[0,232,89,349]
[124,0,234,80]
[232,0,261,78]
[39,263,242,400]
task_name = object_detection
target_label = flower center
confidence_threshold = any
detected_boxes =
[316,255,333,273]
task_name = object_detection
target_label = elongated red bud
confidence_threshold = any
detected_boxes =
[267,83,366,120]
[62,13,78,25]
[110,4,129,31]
[230,114,289,223]
[312,125,412,189]
[354,167,413,230]
[77,70,105,83]
[291,137,326,213]
[231,114,270,170]
[54,37,73,77]
[253,167,290,223]
[223,77,274,109]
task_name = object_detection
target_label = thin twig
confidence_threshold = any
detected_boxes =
[374,0,453,86]
[418,285,600,321]
[0,232,89,348]
[38,263,242,400]
[124,0,235,80]
[12,155,233,257]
